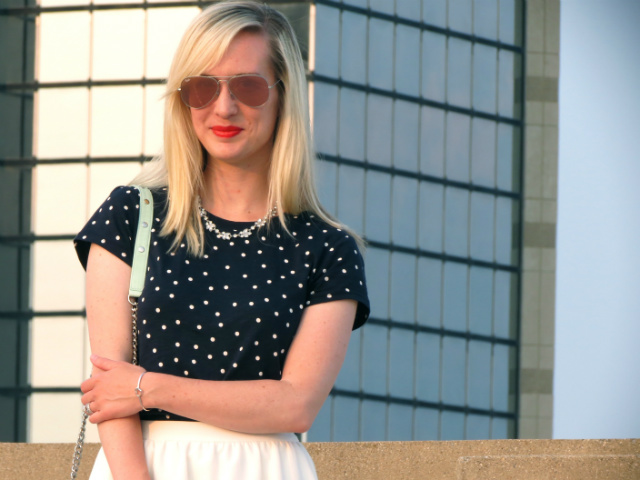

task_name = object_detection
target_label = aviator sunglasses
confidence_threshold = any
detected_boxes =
[178,74,280,109]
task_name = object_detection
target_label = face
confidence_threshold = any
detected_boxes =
[189,31,280,169]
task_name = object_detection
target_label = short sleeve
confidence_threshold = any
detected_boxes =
[74,186,141,270]
[307,230,370,330]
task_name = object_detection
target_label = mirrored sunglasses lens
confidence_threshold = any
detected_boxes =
[181,77,218,108]
[229,76,270,107]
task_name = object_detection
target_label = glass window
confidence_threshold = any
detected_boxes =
[365,171,391,243]
[362,323,388,395]
[313,82,339,155]
[473,0,498,39]
[388,404,413,440]
[366,94,393,166]
[446,38,471,108]
[421,32,446,102]
[87,163,143,213]
[393,100,420,171]
[418,182,444,253]
[334,329,361,390]
[338,88,366,160]
[423,0,447,27]
[308,397,331,441]
[394,25,421,96]
[467,340,491,409]
[440,410,465,440]
[491,417,511,439]
[469,191,495,261]
[34,164,87,235]
[496,124,521,192]
[443,187,469,257]
[144,85,166,156]
[38,12,90,82]
[389,327,415,398]
[37,88,89,158]
[420,106,446,177]
[92,10,145,80]
[90,86,143,156]
[415,332,440,402]
[445,112,471,182]
[390,252,416,324]
[313,4,340,77]
[499,0,520,46]
[341,0,367,8]
[468,267,493,336]
[366,248,390,319]
[315,159,338,215]
[416,258,442,329]
[443,262,468,331]
[448,0,472,33]
[337,164,365,233]
[492,344,511,411]
[32,241,85,311]
[414,407,439,440]
[472,44,498,114]
[340,11,367,84]
[471,118,497,187]
[361,400,386,440]
[369,0,394,14]
[392,176,418,247]
[498,50,517,118]
[368,18,394,90]
[332,396,360,441]
[29,393,82,442]
[495,197,516,265]
[493,271,516,339]
[396,0,421,19]
[466,414,491,439]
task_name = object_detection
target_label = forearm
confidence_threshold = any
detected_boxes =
[97,416,150,480]
[142,373,315,434]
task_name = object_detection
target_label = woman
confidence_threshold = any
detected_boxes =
[74,1,369,479]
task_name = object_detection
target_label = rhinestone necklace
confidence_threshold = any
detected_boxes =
[198,200,277,241]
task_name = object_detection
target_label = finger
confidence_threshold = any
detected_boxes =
[80,377,94,393]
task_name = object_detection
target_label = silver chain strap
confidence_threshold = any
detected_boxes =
[70,298,139,478]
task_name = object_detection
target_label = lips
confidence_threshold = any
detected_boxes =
[212,125,243,138]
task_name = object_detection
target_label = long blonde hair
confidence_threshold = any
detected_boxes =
[131,0,362,256]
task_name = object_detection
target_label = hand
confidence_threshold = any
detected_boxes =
[80,354,147,424]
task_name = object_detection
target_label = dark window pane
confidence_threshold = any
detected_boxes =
[390,252,417,323]
[392,176,418,247]
[389,327,415,398]
[443,262,468,331]
[361,399,386,440]
[332,396,360,441]
[466,414,491,439]
[441,410,465,440]
[415,332,440,402]
[469,267,493,336]
[365,171,392,243]
[467,340,492,409]
[417,259,442,329]
[442,337,466,405]
[362,323,388,395]
[415,407,439,440]
[418,182,444,253]
[388,404,414,440]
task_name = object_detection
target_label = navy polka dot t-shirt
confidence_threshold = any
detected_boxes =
[74,186,369,421]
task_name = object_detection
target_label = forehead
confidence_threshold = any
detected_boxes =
[204,30,273,77]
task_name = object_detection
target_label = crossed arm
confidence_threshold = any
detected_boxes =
[81,244,356,479]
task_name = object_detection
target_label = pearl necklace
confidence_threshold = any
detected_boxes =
[198,201,277,241]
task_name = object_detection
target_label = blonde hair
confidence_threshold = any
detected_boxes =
[131,0,362,256]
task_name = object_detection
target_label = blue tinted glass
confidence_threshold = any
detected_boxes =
[367,94,393,166]
[441,337,466,405]
[441,410,465,440]
[469,191,495,261]
[334,329,361,390]
[446,38,471,108]
[342,0,367,7]
[421,32,446,102]
[362,323,388,395]
[423,0,447,27]
[418,182,444,253]
[415,407,439,440]
[443,262,468,331]
[467,340,491,409]
[468,267,493,336]
[448,0,472,32]
[337,165,365,233]
[420,106,445,176]
[388,404,414,440]
[472,44,498,113]
[307,396,332,441]
[445,112,471,182]
[361,400,386,440]
[498,50,516,118]
[390,252,417,323]
[394,25,421,96]
[368,18,393,90]
[499,0,519,45]
[471,118,497,187]
[416,258,442,329]
[332,396,360,441]
[493,271,515,339]
[415,331,440,402]
[393,100,420,171]
[366,248,390,317]
[495,197,515,265]
[496,124,520,192]
[491,417,511,439]
[389,326,415,398]
[313,82,338,155]
[338,88,366,160]
[340,11,367,84]
[444,187,469,257]
[396,0,421,19]
[392,176,418,247]
[473,0,498,39]
[492,344,510,411]
[369,0,394,14]
[466,414,491,439]
[315,159,337,215]
[314,5,339,76]
[365,171,391,243]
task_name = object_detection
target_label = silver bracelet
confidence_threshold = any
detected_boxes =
[134,371,150,412]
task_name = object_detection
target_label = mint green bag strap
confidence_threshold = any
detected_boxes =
[129,185,153,298]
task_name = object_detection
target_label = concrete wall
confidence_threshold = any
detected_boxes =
[1,439,638,479]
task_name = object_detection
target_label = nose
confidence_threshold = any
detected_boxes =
[213,80,238,117]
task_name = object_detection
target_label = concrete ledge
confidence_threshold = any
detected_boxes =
[0,439,638,479]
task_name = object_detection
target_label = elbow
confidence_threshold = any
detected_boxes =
[286,397,319,433]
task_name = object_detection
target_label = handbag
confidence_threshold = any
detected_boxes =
[70,185,154,479]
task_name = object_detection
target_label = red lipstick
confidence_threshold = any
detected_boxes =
[212,126,243,138]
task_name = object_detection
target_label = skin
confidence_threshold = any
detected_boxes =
[80,31,358,479]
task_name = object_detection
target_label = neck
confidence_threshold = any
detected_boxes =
[202,157,270,221]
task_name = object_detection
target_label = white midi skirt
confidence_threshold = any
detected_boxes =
[89,421,318,480]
